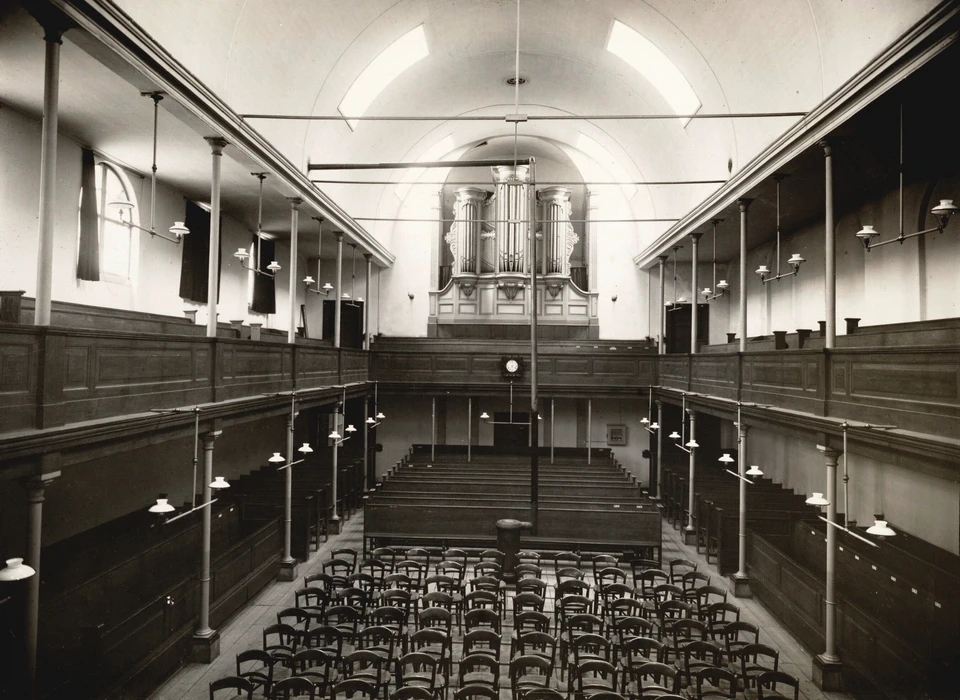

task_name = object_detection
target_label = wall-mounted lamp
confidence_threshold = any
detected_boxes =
[702,219,729,301]
[408,292,415,300]
[303,217,334,295]
[756,175,804,283]
[666,245,687,312]
[267,443,314,471]
[365,381,386,427]
[235,173,281,277]
[0,558,36,581]
[641,387,659,434]
[865,516,896,538]
[146,406,229,523]
[109,92,189,244]
[856,105,956,252]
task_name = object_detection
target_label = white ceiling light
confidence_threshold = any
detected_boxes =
[607,20,701,127]
[575,133,637,199]
[339,24,429,131]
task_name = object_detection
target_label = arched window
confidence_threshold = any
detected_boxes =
[79,161,140,284]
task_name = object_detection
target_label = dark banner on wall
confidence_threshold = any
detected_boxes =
[178,200,221,303]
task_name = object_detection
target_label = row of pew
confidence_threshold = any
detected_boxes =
[363,448,661,561]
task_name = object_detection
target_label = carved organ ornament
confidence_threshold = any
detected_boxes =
[445,166,579,295]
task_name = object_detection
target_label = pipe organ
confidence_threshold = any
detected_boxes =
[430,167,596,337]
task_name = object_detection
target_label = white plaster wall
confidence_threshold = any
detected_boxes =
[0,105,311,329]
[747,426,959,555]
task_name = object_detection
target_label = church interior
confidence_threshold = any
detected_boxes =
[0,1,958,698]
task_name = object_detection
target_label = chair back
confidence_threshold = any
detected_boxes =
[210,675,254,700]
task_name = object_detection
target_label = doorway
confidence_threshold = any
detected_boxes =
[493,412,530,450]
[666,303,709,353]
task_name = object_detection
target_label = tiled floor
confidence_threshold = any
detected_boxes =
[150,512,855,700]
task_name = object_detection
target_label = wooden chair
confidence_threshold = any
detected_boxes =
[263,623,299,667]
[457,652,500,690]
[395,651,447,700]
[210,675,254,700]
[391,687,434,700]
[292,649,339,697]
[668,559,697,584]
[237,649,277,697]
[452,685,498,700]
[694,666,738,699]
[510,654,554,696]
[343,649,390,700]
[330,678,379,700]
[738,643,780,694]
[461,629,502,662]
[574,659,618,699]
[756,670,800,700]
[623,661,680,699]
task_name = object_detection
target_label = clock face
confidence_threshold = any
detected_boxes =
[505,359,519,373]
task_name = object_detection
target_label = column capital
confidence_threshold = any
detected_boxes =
[201,430,223,449]
[737,422,751,435]
[205,137,228,154]
[287,197,303,209]
[28,5,74,42]
[363,253,373,261]
[334,231,344,242]
[22,470,61,497]
[818,139,832,156]
[657,254,669,263]
[737,198,753,211]
[689,232,703,242]
[817,444,841,463]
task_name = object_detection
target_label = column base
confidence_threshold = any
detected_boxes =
[328,517,342,535]
[190,630,221,664]
[682,527,697,546]
[813,654,844,691]
[278,559,299,582]
[731,573,753,598]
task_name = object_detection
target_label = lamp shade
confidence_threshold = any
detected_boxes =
[210,476,230,489]
[716,280,729,290]
[267,261,281,272]
[805,492,829,506]
[668,431,681,440]
[148,496,175,514]
[365,416,376,424]
[169,221,190,237]
[755,265,770,277]
[268,452,285,463]
[322,282,334,291]
[718,453,734,464]
[685,439,699,449]
[701,287,712,296]
[0,558,36,581]
[108,197,134,211]
[303,276,316,285]
[234,247,250,259]
[931,199,957,221]
[342,292,351,299]
[745,465,764,477]
[376,412,385,420]
[640,417,649,425]
[856,224,878,241]
[328,431,341,440]
[787,253,805,266]
[298,443,313,453]
[357,297,365,303]
[345,424,357,433]
[865,519,896,537]
[676,296,687,304]
[480,412,490,420]
[649,423,659,430]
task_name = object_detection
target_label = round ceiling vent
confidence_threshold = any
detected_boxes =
[505,76,527,86]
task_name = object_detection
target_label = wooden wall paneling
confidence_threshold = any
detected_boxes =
[740,351,824,414]
[658,354,691,391]
[689,354,740,399]
[296,346,340,388]
[0,328,40,432]
[217,340,292,400]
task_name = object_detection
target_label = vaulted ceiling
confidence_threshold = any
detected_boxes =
[0,0,944,258]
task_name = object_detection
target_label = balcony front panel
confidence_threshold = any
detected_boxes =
[741,351,825,415]
[0,328,40,433]
[689,354,740,400]
[217,341,293,400]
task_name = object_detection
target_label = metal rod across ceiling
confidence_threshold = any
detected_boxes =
[310,179,726,186]
[244,112,807,121]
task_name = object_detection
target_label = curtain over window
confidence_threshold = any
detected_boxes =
[250,235,276,314]
[76,148,100,281]
[178,200,221,303]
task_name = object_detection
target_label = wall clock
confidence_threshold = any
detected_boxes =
[501,355,525,381]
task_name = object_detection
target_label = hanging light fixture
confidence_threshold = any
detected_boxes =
[365,381,386,426]
[745,465,764,477]
[756,175,804,283]
[0,558,36,582]
[865,516,896,538]
[702,219,729,300]
[234,173,281,277]
[641,387,659,434]
[304,217,334,295]
[667,245,687,311]
[263,392,314,470]
[806,492,829,506]
[670,394,697,453]
[857,104,956,251]
[145,406,229,523]
[344,244,366,306]
[109,92,189,243]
